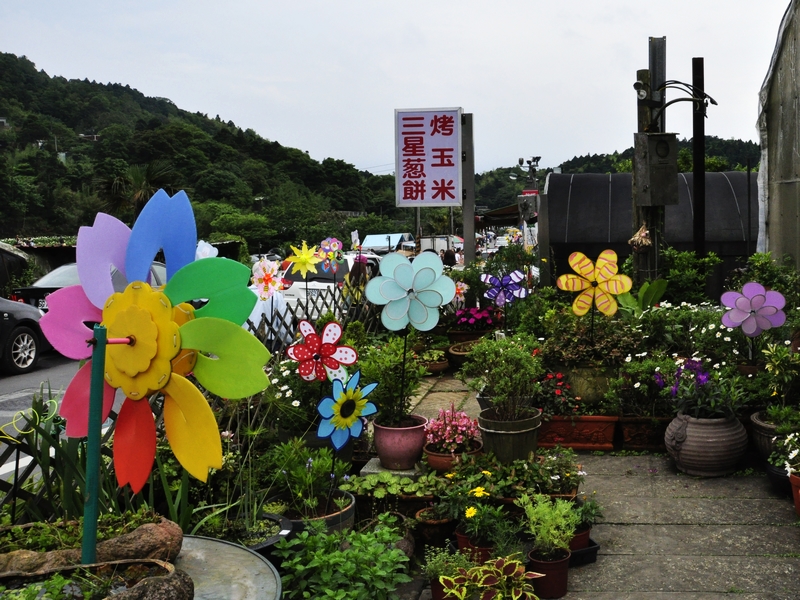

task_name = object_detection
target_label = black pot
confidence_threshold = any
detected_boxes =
[247,513,293,561]
[764,461,793,499]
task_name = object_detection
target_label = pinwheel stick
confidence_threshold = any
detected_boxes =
[398,328,409,419]
[82,327,132,564]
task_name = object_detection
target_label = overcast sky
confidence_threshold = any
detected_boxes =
[1,1,791,175]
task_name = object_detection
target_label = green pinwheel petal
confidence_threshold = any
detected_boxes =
[179,317,269,398]
[164,257,256,325]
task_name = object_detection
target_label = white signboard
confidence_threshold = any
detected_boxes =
[395,107,463,207]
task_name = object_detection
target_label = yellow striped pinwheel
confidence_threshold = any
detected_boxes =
[556,250,632,316]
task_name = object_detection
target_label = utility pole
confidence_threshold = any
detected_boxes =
[692,57,706,257]
[462,113,476,266]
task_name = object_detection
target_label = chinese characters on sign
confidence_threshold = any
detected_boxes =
[395,107,463,207]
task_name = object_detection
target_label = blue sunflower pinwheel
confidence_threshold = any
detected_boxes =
[480,270,529,307]
[365,252,456,331]
[317,370,378,450]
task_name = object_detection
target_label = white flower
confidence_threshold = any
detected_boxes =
[634,382,641,389]
[733,349,739,355]
[280,385,289,391]
[550,475,560,480]
[724,337,731,342]
[716,332,721,338]
[713,363,720,369]
[538,337,545,341]
[625,356,632,363]
[721,361,726,366]
[291,400,300,407]
[655,366,660,372]
[286,390,293,397]
[271,378,279,384]
[275,392,283,399]
[708,324,716,330]
[786,340,792,346]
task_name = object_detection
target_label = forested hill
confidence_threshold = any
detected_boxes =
[0,52,402,252]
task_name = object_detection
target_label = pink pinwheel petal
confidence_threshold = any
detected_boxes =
[754,314,774,333]
[765,290,786,310]
[721,312,738,329]
[734,296,752,312]
[758,306,778,316]
[749,294,766,311]
[742,281,766,299]
[741,315,761,336]
[60,361,116,437]
[76,213,131,309]
[39,286,102,360]
[720,291,741,309]
[727,308,750,324]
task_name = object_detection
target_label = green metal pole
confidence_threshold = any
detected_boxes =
[82,324,107,564]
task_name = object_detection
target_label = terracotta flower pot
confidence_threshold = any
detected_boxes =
[414,507,457,548]
[373,415,429,470]
[569,527,591,551]
[423,440,483,474]
[454,528,493,565]
[538,415,617,451]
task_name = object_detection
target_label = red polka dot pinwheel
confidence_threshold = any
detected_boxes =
[286,320,358,382]
[556,249,632,316]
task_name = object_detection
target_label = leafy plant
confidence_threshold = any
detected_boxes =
[439,555,542,600]
[515,493,580,559]
[617,279,668,319]
[655,359,746,418]
[273,520,412,599]
[660,247,722,305]
[422,545,475,581]
[763,343,800,408]
[604,352,676,417]
[573,492,604,530]
[425,403,480,454]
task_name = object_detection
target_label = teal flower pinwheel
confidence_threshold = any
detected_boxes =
[317,370,377,450]
[365,252,456,331]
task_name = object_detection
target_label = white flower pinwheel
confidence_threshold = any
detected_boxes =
[366,252,456,331]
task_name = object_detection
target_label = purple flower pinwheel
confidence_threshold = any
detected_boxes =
[721,282,786,337]
[480,270,529,307]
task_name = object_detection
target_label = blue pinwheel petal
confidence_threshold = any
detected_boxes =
[318,397,336,419]
[424,274,456,304]
[412,266,436,291]
[346,370,361,393]
[411,252,444,278]
[379,252,408,278]
[366,276,390,304]
[385,296,411,321]
[394,263,415,291]
[501,274,513,287]
[480,274,500,286]
[332,379,345,400]
[350,419,364,438]
[415,289,444,308]
[409,298,439,330]
[361,383,378,399]
[361,402,377,416]
[485,287,499,300]
[381,307,409,331]
[379,279,408,301]
[318,418,335,438]
[331,427,350,450]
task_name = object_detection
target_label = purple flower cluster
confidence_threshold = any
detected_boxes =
[655,359,710,397]
[454,307,495,331]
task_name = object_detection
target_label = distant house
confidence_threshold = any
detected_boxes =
[758,1,800,262]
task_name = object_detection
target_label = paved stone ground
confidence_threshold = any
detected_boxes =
[398,373,800,600]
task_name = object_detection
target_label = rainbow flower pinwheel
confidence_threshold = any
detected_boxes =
[365,252,456,331]
[721,282,786,337]
[286,320,358,382]
[286,240,322,278]
[556,250,632,316]
[317,370,377,450]
[39,190,270,493]
[318,237,345,273]
[480,270,529,307]
[252,258,282,300]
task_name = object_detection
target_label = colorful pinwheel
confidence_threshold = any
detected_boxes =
[195,240,218,260]
[480,270,529,307]
[318,237,345,273]
[317,370,377,450]
[453,281,469,305]
[286,320,358,382]
[286,240,322,278]
[252,258,282,300]
[365,252,456,331]
[39,190,270,493]
[721,282,786,337]
[556,250,632,316]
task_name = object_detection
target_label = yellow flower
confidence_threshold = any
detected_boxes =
[445,472,456,479]
[286,240,322,278]
[465,506,477,519]
[481,470,492,477]
[556,249,632,316]
[469,486,489,498]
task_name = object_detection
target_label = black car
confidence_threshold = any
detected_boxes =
[0,297,50,375]
[10,262,168,311]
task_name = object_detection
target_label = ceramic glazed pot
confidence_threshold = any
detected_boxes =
[750,411,778,461]
[423,440,483,474]
[664,413,748,477]
[528,549,571,599]
[478,407,541,464]
[373,415,429,470]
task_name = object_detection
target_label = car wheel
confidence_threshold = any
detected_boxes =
[2,326,39,375]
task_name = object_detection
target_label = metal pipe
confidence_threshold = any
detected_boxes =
[692,58,706,257]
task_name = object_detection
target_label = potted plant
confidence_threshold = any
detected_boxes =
[439,555,543,600]
[659,358,750,476]
[448,306,498,343]
[418,348,450,376]
[771,432,800,516]
[423,402,483,473]
[458,335,544,463]
[516,493,580,599]
[570,492,603,551]
[422,545,475,600]
[453,503,509,565]
[752,342,800,460]
[359,333,429,470]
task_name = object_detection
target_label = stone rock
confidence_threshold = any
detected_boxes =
[0,518,183,575]
[114,568,194,600]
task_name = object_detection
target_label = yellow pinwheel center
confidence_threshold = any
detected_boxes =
[102,282,181,400]
[331,387,366,429]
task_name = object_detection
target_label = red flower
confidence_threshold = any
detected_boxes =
[556,373,563,379]
[555,389,562,395]
[546,373,554,380]
[556,381,563,386]
[286,320,357,382]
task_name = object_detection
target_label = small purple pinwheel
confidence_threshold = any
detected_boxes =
[721,281,786,337]
[480,270,529,307]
